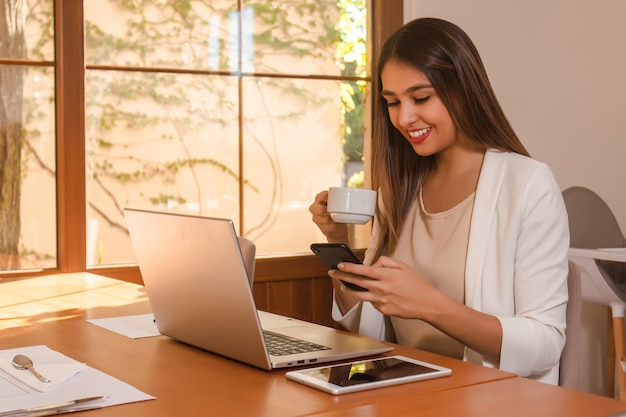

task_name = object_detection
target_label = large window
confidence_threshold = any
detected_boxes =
[0,0,401,278]
[83,0,371,265]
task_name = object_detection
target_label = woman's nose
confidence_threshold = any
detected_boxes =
[397,104,418,128]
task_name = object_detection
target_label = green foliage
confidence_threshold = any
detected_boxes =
[337,0,366,163]
[25,3,54,60]
[347,170,364,188]
[251,1,340,59]
[150,193,186,205]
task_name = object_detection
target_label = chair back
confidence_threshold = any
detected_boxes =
[559,261,582,388]
[562,186,626,284]
[562,186,626,249]
[237,236,256,285]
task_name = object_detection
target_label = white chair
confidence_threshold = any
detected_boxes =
[563,186,626,399]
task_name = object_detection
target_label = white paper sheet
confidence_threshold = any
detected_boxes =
[0,352,87,392]
[0,345,154,413]
[87,314,161,339]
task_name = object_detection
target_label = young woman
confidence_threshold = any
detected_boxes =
[309,17,569,384]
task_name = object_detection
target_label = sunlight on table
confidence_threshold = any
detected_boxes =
[0,273,148,328]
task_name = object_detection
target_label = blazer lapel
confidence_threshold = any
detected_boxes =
[464,149,507,310]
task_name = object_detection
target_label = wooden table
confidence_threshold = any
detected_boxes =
[307,376,626,417]
[2,273,626,417]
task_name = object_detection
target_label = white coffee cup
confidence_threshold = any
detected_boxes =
[327,187,377,224]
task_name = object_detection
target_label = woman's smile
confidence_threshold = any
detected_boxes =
[408,127,431,144]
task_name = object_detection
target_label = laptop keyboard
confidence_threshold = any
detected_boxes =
[263,330,331,356]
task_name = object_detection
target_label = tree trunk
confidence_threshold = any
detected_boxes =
[0,0,26,270]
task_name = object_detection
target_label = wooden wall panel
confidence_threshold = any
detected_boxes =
[252,275,339,329]
[252,281,269,312]
[267,281,293,317]
[312,277,336,328]
[291,279,313,320]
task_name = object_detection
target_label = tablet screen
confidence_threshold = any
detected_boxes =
[296,356,443,386]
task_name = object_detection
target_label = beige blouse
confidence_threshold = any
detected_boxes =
[389,188,475,359]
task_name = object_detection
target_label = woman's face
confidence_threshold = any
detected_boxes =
[381,60,461,157]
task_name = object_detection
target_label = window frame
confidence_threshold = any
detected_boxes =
[0,0,402,284]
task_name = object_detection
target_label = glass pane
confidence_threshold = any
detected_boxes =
[243,0,368,77]
[85,70,239,265]
[0,0,56,272]
[84,0,368,78]
[21,67,57,270]
[85,0,235,71]
[0,1,54,60]
[242,77,369,255]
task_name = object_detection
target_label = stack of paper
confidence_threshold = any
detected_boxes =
[0,345,154,415]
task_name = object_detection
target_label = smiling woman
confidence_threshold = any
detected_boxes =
[310,17,569,385]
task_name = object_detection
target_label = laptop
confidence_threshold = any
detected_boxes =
[123,208,393,370]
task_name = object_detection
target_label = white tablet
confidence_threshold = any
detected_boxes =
[285,355,452,395]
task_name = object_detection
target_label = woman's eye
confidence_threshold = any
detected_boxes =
[384,95,430,107]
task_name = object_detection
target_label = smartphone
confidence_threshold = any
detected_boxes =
[286,355,452,395]
[310,243,368,291]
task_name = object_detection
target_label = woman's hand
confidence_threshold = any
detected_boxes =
[309,190,349,243]
[330,256,503,361]
[329,256,438,319]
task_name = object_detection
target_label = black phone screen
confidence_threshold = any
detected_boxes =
[310,243,368,291]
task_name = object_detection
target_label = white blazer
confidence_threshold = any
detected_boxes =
[333,149,570,384]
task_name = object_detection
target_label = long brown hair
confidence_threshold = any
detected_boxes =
[371,17,530,260]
